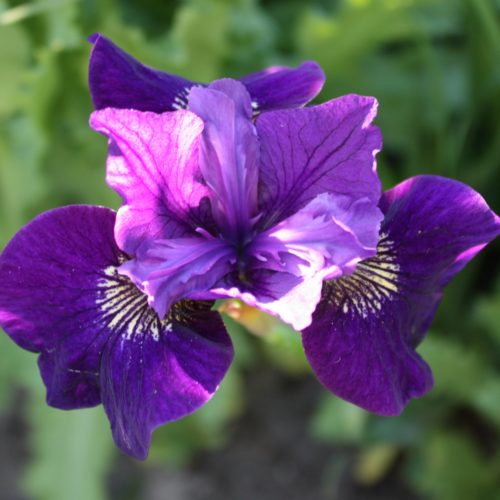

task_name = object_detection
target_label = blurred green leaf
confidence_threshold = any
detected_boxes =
[310,395,368,444]
[24,401,114,500]
[408,431,499,500]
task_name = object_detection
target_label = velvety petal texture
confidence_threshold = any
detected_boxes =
[0,206,233,459]
[90,108,210,254]
[89,33,195,112]
[89,33,325,113]
[239,61,325,112]
[302,176,500,416]
[256,94,382,229]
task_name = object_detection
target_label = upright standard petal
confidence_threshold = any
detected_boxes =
[256,94,382,229]
[89,33,195,112]
[302,176,500,416]
[90,108,211,254]
[189,80,260,243]
[239,61,325,113]
[0,206,233,459]
[89,33,325,113]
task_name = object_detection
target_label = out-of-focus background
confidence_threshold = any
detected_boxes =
[0,0,499,499]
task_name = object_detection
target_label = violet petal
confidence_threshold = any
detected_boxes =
[256,94,382,229]
[101,298,233,460]
[189,80,259,243]
[239,61,325,112]
[0,206,233,458]
[89,33,325,113]
[302,176,500,415]
[90,108,211,254]
[0,206,119,409]
[120,235,235,319]
[89,33,195,112]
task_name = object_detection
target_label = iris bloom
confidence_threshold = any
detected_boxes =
[1,36,499,460]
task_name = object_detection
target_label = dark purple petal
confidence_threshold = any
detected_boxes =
[239,61,325,112]
[89,33,195,112]
[302,176,500,415]
[256,94,382,229]
[189,80,259,242]
[0,206,123,407]
[90,108,211,254]
[0,206,233,458]
[89,33,325,113]
[100,299,232,460]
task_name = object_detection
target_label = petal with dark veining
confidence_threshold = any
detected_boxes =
[256,94,382,229]
[90,108,211,254]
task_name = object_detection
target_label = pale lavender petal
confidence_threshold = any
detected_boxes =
[120,235,235,319]
[239,61,325,112]
[252,192,383,281]
[303,176,500,416]
[0,206,233,459]
[256,94,382,229]
[213,269,324,332]
[188,80,259,243]
[90,108,211,254]
[89,33,195,112]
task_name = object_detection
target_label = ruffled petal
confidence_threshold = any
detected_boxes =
[239,61,325,112]
[213,269,323,332]
[90,108,211,254]
[252,192,383,281]
[0,206,233,458]
[120,235,235,318]
[89,33,325,113]
[302,176,500,415]
[188,80,259,243]
[227,193,382,330]
[89,33,195,112]
[256,94,382,229]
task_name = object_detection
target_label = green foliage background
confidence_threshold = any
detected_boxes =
[0,0,499,498]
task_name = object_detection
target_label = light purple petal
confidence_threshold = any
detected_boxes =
[0,206,233,459]
[256,94,382,229]
[89,33,195,112]
[120,234,235,318]
[213,269,324,332]
[239,61,325,112]
[302,176,500,416]
[252,192,383,281]
[89,33,325,113]
[188,80,259,243]
[90,108,211,254]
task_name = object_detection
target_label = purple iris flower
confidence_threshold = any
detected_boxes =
[1,38,499,461]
